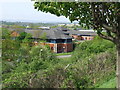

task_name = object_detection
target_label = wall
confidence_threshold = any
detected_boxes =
[71,35,82,40]
[34,42,73,53]
[11,31,19,37]
[81,36,94,40]
[71,34,94,41]
[57,43,73,53]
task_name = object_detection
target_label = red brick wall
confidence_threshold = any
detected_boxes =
[71,35,82,40]
[66,43,73,52]
[81,36,94,40]
[57,43,73,53]
[46,43,55,52]
[11,31,19,37]
[33,42,73,53]
[71,35,94,40]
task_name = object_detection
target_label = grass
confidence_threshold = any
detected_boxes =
[98,77,116,88]
[57,57,73,66]
[56,52,72,56]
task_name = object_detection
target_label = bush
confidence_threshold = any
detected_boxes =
[2,45,59,88]
[2,35,116,88]
[71,36,115,61]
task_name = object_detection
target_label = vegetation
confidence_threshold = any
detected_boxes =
[2,28,116,88]
[1,21,59,28]
[98,77,116,88]
[56,52,72,56]
[33,2,120,88]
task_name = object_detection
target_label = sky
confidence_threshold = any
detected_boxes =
[0,0,71,23]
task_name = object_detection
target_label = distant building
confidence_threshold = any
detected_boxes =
[10,29,25,39]
[71,34,94,40]
[11,31,20,37]
[53,27,97,41]
[58,24,66,26]
[66,24,74,27]
[45,29,73,53]
[26,28,73,53]
[38,27,50,30]
[7,26,97,53]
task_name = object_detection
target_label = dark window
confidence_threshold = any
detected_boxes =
[47,39,56,43]
[56,39,65,43]
[51,39,56,43]
[55,39,72,43]
[62,30,67,32]
[64,33,69,35]
[66,39,72,43]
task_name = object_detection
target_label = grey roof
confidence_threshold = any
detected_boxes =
[67,30,97,36]
[52,27,70,31]
[7,28,25,33]
[46,29,71,39]
[25,30,42,38]
[25,29,72,39]
[25,27,97,39]
[7,26,97,38]
[53,27,97,36]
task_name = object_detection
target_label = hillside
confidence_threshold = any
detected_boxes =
[98,77,116,88]
[2,34,116,88]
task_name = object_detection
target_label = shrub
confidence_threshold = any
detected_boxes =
[71,36,115,61]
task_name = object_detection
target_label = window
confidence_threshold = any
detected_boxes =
[47,39,56,43]
[56,39,65,43]
[66,39,72,43]
[64,33,69,35]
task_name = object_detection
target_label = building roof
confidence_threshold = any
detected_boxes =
[46,29,71,39]
[52,27,70,31]
[8,28,25,34]
[7,26,97,39]
[68,30,97,36]
[25,29,72,39]
[53,27,97,36]
[25,27,97,39]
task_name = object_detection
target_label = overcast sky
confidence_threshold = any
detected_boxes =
[0,0,71,23]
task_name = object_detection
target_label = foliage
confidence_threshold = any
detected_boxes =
[2,39,20,62]
[56,52,72,56]
[2,44,58,88]
[25,47,116,88]
[39,32,47,42]
[98,77,116,88]
[22,33,32,43]
[2,28,11,39]
[71,36,115,61]
[1,21,56,28]
[34,2,120,44]
[11,25,26,29]
[33,5,120,88]
[2,28,116,88]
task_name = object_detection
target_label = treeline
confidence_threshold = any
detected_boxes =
[1,21,59,27]
[2,28,116,88]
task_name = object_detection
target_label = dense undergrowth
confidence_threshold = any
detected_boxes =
[2,33,116,88]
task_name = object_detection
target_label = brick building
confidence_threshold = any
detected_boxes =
[67,30,96,41]
[26,28,73,53]
[8,26,97,53]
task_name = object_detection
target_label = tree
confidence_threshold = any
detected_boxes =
[33,1,120,88]
[22,33,32,43]
[40,32,47,42]
[17,32,27,41]
[2,28,11,39]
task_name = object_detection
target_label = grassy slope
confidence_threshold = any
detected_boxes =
[2,35,116,88]
[98,77,116,88]
[56,52,72,56]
